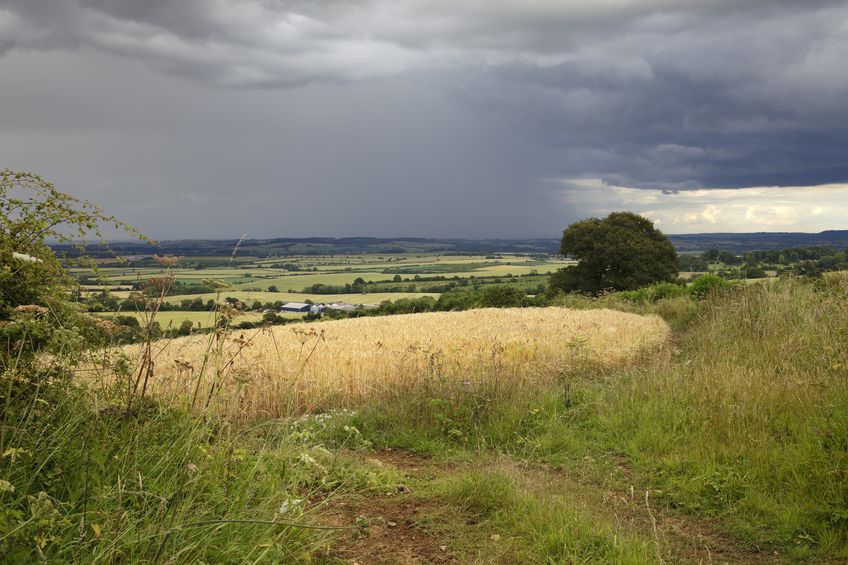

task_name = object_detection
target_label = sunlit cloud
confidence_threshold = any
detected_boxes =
[553,179,848,233]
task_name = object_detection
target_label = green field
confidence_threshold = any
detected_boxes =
[73,254,571,284]
[94,310,268,328]
[162,291,440,306]
[74,252,570,316]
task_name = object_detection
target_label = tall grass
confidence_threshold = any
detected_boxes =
[588,278,848,556]
[1,276,356,562]
[317,278,848,559]
[0,381,328,562]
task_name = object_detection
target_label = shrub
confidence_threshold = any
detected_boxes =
[648,281,688,301]
[477,285,525,308]
[689,273,730,299]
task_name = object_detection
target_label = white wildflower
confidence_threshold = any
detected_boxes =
[277,497,303,516]
[298,452,327,474]
[298,453,317,466]
[12,252,42,263]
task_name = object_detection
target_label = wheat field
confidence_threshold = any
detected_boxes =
[120,307,669,419]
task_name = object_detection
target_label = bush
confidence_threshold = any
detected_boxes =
[616,282,687,304]
[649,281,688,301]
[477,285,525,308]
[689,273,730,299]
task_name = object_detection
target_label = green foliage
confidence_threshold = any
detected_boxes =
[550,211,678,294]
[0,172,335,561]
[617,281,688,303]
[476,285,525,308]
[717,250,742,265]
[689,273,730,299]
[0,380,327,562]
[0,170,145,367]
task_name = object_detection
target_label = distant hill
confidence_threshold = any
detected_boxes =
[53,230,848,257]
[668,230,848,253]
[53,237,563,257]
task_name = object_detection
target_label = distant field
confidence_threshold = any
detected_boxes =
[94,311,268,328]
[128,307,670,419]
[71,254,571,286]
[73,251,569,321]
[163,291,440,306]
[233,271,389,291]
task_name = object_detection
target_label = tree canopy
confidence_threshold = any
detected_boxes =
[549,211,678,294]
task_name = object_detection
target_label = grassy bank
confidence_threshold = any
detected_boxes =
[315,278,848,560]
[6,275,847,561]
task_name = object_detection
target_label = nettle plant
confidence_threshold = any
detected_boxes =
[0,169,146,370]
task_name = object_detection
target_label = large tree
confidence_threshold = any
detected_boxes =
[549,211,678,294]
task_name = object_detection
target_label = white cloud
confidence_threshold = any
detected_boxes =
[553,179,848,233]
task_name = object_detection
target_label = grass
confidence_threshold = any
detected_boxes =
[433,465,657,563]
[119,307,669,420]
[589,279,848,556]
[15,267,848,561]
[0,379,336,562]
[311,278,848,560]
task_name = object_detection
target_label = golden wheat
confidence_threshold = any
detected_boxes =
[118,307,669,420]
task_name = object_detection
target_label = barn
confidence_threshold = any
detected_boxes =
[279,302,312,313]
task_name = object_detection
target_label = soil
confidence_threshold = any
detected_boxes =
[320,451,458,564]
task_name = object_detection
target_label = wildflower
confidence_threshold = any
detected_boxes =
[12,305,49,318]
[277,497,303,515]
[152,254,181,267]
[297,452,327,474]
[146,276,174,294]
[298,453,317,466]
[12,251,42,263]
[94,318,120,335]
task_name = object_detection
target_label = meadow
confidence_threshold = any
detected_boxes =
[61,276,848,562]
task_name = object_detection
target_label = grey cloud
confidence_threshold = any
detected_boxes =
[0,0,847,236]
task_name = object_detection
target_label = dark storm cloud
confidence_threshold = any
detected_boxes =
[0,0,847,236]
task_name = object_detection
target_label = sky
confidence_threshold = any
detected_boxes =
[1,0,847,238]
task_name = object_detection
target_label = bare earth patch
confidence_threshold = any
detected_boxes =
[321,452,459,564]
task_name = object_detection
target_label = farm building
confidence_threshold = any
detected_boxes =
[325,302,358,312]
[279,302,328,314]
[279,302,312,313]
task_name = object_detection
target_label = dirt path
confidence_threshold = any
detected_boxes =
[320,450,783,564]
[320,451,460,564]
